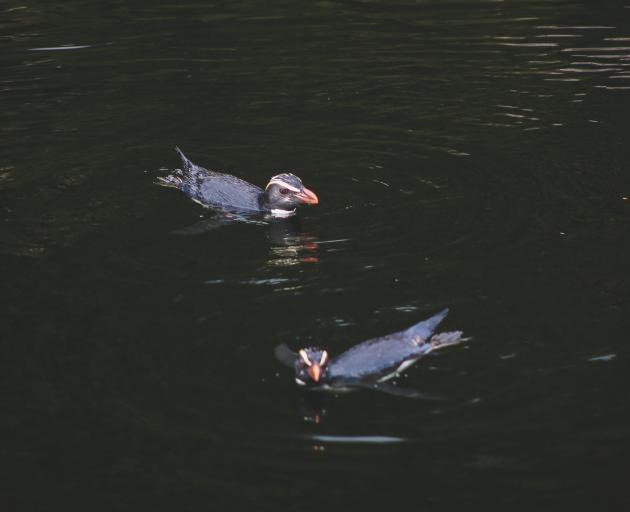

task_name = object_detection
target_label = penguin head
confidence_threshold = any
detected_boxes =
[294,347,330,386]
[263,173,319,215]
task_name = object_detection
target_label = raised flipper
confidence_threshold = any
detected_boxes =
[274,343,297,368]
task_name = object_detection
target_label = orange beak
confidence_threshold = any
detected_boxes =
[296,187,319,205]
[307,363,322,383]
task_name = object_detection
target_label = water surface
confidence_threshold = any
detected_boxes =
[2,1,630,510]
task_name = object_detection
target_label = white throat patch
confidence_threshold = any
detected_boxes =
[270,208,296,217]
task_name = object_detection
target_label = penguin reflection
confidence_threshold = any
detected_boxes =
[297,393,328,424]
[266,216,319,267]
[171,214,319,266]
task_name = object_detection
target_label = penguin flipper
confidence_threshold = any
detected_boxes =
[430,331,470,350]
[157,147,192,188]
[156,170,183,189]
[274,344,297,368]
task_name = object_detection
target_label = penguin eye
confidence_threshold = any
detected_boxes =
[279,188,290,195]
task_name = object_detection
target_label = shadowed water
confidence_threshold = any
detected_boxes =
[2,1,630,510]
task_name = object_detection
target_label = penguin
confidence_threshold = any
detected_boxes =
[159,147,318,217]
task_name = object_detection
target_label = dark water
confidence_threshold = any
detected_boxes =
[2,0,630,509]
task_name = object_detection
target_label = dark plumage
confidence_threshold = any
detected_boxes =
[275,308,468,396]
[158,148,318,216]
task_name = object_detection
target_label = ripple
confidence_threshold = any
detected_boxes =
[28,45,91,51]
[594,85,630,90]
[496,42,558,48]
[556,67,623,73]
[535,34,583,39]
[562,46,630,52]
[536,25,615,30]
[307,434,406,444]
[588,354,617,362]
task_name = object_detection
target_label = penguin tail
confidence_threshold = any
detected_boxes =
[406,308,449,340]
[174,146,194,173]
